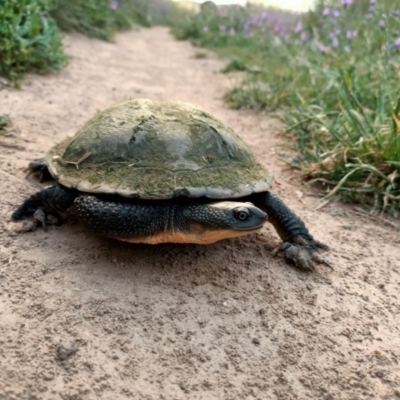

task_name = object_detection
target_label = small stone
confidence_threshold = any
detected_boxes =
[42,370,55,381]
[252,338,260,346]
[259,308,266,316]
[330,209,345,217]
[331,313,341,321]
[394,389,400,398]
[374,369,385,378]
[179,383,190,393]
[58,340,78,360]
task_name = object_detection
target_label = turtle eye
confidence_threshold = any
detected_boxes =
[234,207,250,221]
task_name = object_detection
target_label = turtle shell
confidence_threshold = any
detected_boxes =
[46,99,272,199]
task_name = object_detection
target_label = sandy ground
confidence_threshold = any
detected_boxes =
[0,27,399,400]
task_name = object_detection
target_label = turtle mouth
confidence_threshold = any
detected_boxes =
[233,223,264,232]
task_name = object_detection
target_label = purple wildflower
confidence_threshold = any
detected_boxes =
[300,32,308,42]
[229,28,235,36]
[342,0,352,6]
[322,7,330,16]
[346,30,357,39]
[333,9,341,18]
[317,42,327,53]
[395,38,400,49]
[332,37,339,48]
[379,20,385,28]
[40,15,48,22]
[203,26,209,32]
[294,22,303,33]
[392,11,400,17]
[370,0,376,3]
[219,24,226,32]
[110,0,118,10]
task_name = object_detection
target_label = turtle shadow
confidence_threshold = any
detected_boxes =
[52,220,275,287]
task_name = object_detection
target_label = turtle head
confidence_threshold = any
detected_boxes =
[182,201,267,244]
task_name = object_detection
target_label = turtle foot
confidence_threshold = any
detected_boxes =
[17,209,61,233]
[12,185,76,233]
[273,236,332,272]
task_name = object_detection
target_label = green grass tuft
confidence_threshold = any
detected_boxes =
[0,0,67,84]
[0,114,12,136]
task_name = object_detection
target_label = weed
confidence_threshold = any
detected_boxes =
[0,0,67,83]
[193,51,208,59]
[0,114,12,136]
[50,0,170,41]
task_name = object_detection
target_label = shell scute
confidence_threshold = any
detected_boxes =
[46,99,272,199]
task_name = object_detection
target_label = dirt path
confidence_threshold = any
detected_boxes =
[1,27,399,400]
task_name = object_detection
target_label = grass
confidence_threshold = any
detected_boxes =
[0,114,12,136]
[49,0,155,41]
[170,0,400,217]
[0,0,66,84]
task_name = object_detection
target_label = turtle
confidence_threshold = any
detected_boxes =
[11,99,331,271]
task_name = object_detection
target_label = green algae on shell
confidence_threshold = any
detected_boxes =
[45,99,273,199]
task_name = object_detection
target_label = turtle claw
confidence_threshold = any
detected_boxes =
[310,250,333,270]
[273,236,332,271]
[35,209,47,231]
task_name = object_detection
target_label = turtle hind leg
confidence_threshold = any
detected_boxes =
[251,192,331,271]
[26,158,53,182]
[12,185,77,232]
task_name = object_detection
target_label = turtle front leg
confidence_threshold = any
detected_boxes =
[251,192,331,271]
[12,185,77,232]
